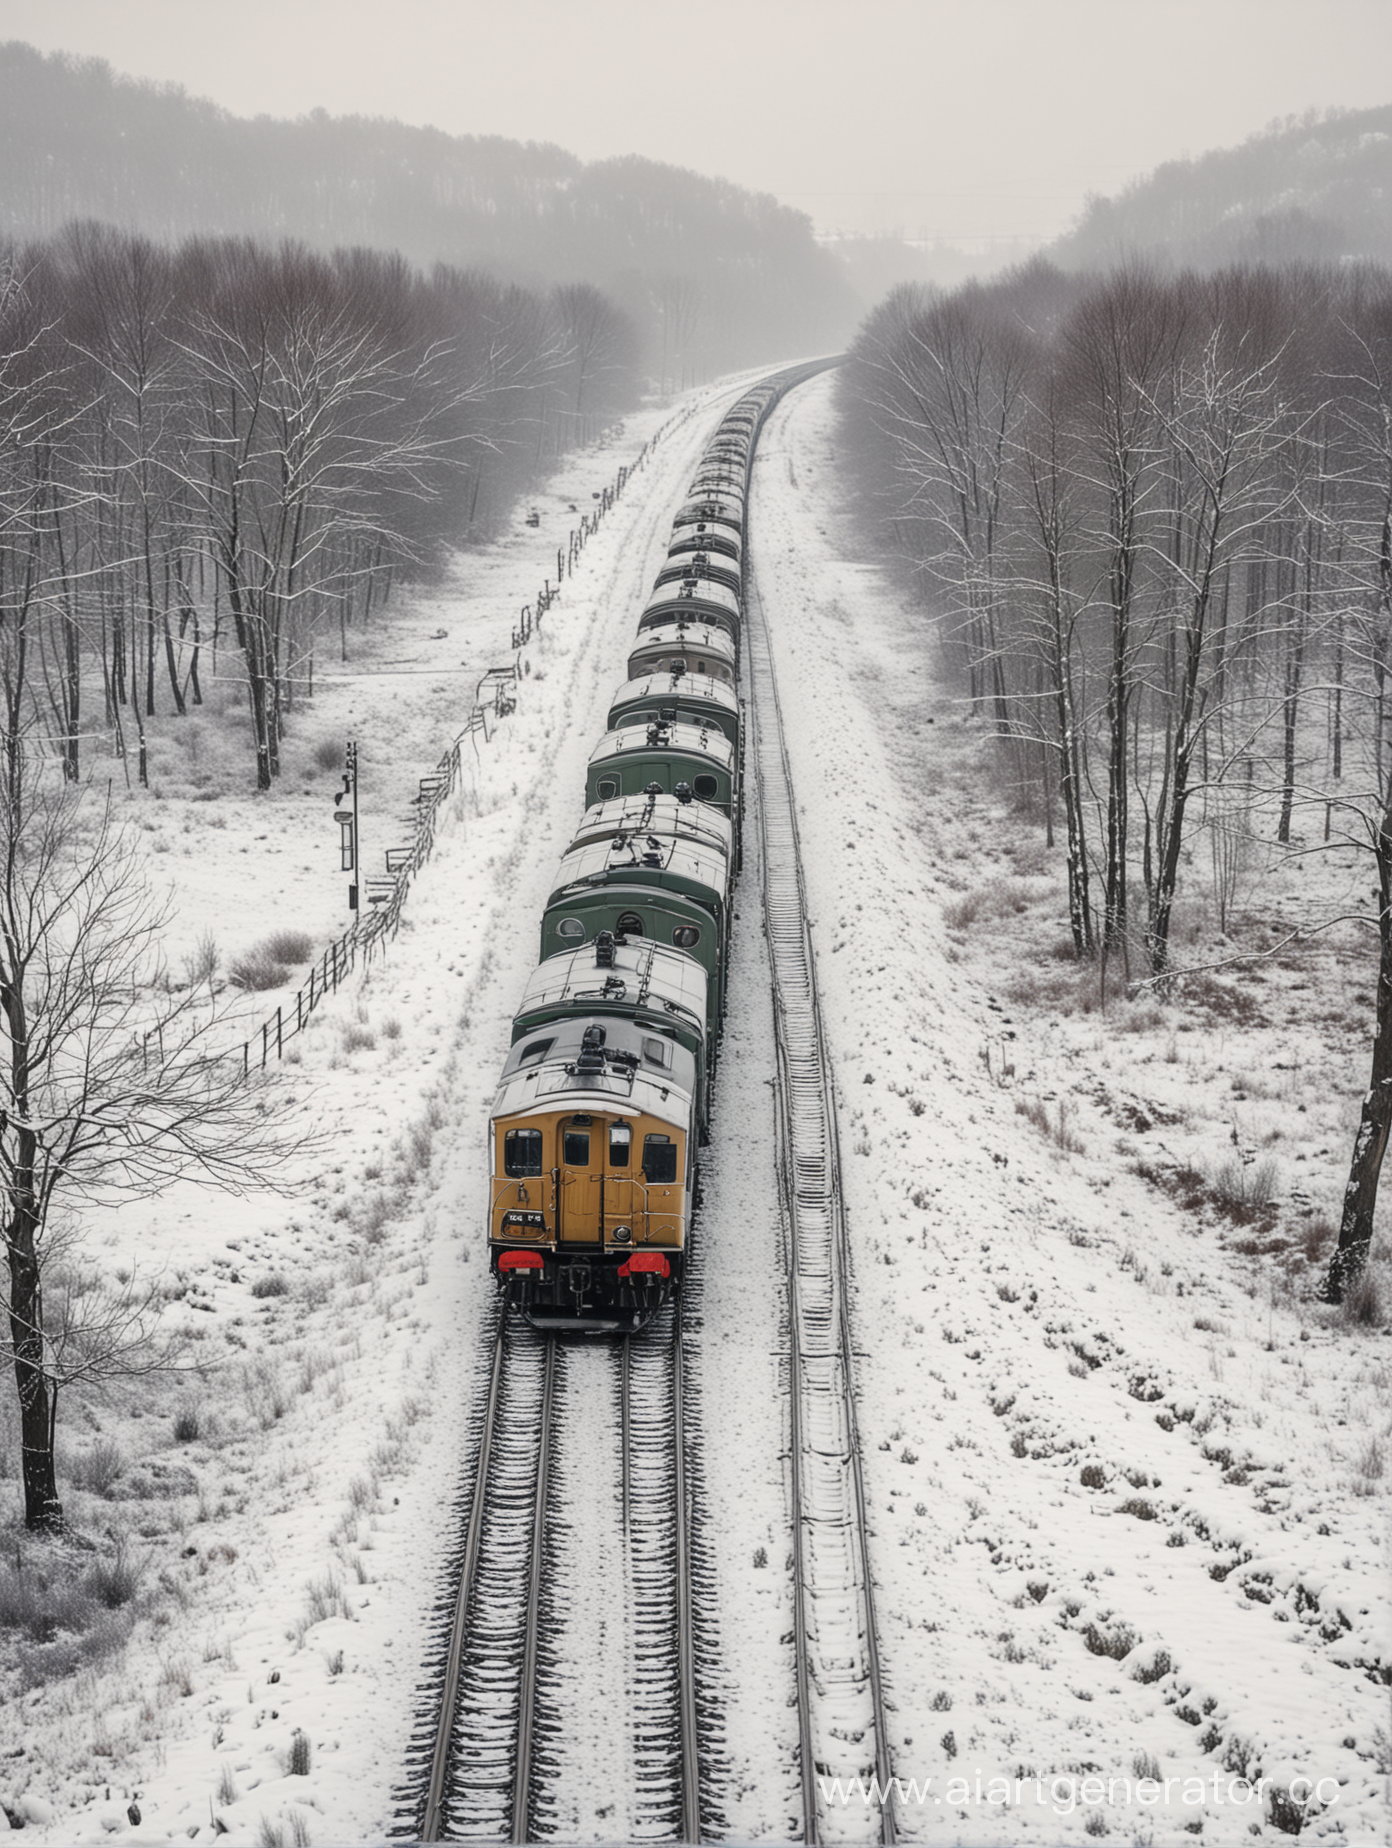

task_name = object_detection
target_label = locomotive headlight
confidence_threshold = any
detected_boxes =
[611,1224,632,1244]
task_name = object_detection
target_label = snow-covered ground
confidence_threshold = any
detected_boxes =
[737,376,1389,1845]
[0,369,1386,1848]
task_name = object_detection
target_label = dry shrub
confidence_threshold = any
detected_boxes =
[1205,1153,1279,1221]
[942,891,984,930]
[0,1543,141,1686]
[1082,1619,1137,1660]
[1178,972,1267,1027]
[184,931,219,987]
[1133,1648,1172,1685]
[1350,1434,1386,1496]
[1016,1094,1085,1154]
[1300,1215,1336,1263]
[263,929,313,964]
[312,736,344,772]
[229,948,290,992]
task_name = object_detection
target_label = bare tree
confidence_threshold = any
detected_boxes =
[0,760,295,1530]
[550,283,637,448]
[1140,308,1295,973]
[1323,279,1392,1298]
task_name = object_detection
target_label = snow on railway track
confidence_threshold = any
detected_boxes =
[744,494,896,1847]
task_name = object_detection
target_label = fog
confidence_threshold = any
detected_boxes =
[5,0,1390,242]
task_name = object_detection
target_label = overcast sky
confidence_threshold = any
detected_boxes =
[5,0,1390,242]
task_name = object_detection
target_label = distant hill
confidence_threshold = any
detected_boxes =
[1049,105,1392,271]
[0,40,855,374]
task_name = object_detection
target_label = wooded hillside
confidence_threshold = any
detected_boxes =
[0,42,855,379]
[1050,106,1392,272]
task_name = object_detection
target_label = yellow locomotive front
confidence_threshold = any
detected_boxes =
[489,1019,693,1329]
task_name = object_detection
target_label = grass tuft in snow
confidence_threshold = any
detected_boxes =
[1341,1265,1386,1328]
[65,1437,125,1497]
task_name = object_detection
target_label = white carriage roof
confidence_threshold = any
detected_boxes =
[569,791,733,857]
[492,1018,694,1133]
[548,832,731,904]
[588,721,734,769]
[516,936,709,1028]
[627,622,736,660]
[608,671,740,715]
[643,579,741,620]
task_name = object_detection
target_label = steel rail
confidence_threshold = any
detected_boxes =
[419,1323,555,1843]
[623,1308,701,1841]
[512,1335,557,1843]
[744,449,897,1842]
[672,1314,701,1843]
[420,1312,506,1842]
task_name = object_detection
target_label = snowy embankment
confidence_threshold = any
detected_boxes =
[0,384,748,1845]
[725,374,1387,1845]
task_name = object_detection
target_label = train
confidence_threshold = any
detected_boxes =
[486,366,823,1330]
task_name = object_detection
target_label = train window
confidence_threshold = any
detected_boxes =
[616,912,644,936]
[504,1128,544,1176]
[693,776,718,800]
[608,1123,632,1167]
[671,925,701,949]
[642,1134,678,1185]
[597,777,618,799]
[557,918,585,940]
[517,1038,553,1066]
[642,1037,670,1067]
[563,1130,590,1166]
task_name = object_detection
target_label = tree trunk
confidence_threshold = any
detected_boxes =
[1326,790,1392,1300]
[7,1199,62,1532]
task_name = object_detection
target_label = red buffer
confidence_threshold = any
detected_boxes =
[498,1250,546,1273]
[617,1253,671,1280]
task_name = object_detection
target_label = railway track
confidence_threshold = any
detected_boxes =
[743,541,897,1845]
[415,1314,697,1841]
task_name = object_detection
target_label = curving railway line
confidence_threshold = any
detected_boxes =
[405,363,894,1844]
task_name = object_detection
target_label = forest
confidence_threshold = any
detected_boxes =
[0,223,642,792]
[839,256,1392,1291]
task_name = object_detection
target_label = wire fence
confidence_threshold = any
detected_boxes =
[236,397,705,1076]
